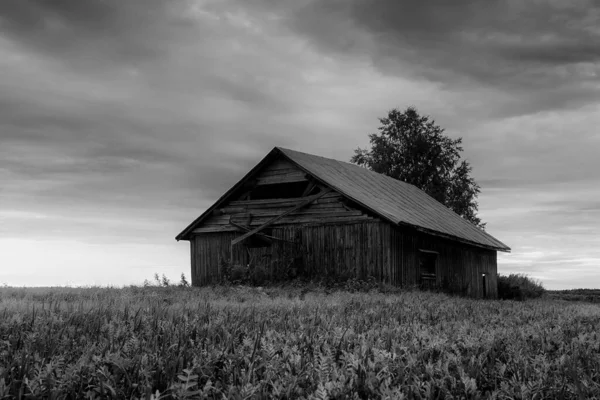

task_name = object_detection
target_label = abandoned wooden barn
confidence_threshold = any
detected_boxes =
[176,147,510,298]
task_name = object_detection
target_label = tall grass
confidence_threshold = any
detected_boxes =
[0,286,599,398]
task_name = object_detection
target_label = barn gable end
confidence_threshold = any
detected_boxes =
[194,156,375,234]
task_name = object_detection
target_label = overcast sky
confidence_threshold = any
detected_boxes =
[1,0,599,289]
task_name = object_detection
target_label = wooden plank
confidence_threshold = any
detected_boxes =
[228,219,297,244]
[220,202,341,215]
[229,191,340,206]
[256,172,308,185]
[229,218,273,245]
[262,159,297,171]
[231,189,332,246]
[301,201,348,209]
[221,202,346,216]
[230,209,364,219]
[302,181,317,197]
[194,225,242,233]
[239,211,367,229]
[258,168,303,178]
[220,201,346,215]
[205,212,371,226]
[247,197,344,208]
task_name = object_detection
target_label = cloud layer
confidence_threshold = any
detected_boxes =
[1,0,598,288]
[263,0,600,115]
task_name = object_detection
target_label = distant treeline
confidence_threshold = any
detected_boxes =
[547,289,600,303]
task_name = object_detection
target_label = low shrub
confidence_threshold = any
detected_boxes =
[249,265,268,285]
[498,273,545,300]
[229,264,248,283]
[143,273,190,288]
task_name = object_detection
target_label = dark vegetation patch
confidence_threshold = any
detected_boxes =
[497,273,546,300]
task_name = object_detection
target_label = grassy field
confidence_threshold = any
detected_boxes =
[1,286,600,399]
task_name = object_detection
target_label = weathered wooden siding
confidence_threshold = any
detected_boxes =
[191,227,302,285]
[302,221,390,281]
[389,226,498,298]
[190,156,373,233]
[191,221,497,298]
[195,191,374,233]
[254,158,308,185]
[389,227,419,287]
[191,221,390,285]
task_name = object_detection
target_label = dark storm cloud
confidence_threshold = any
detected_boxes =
[0,0,301,229]
[0,0,189,66]
[0,0,307,113]
[248,0,600,115]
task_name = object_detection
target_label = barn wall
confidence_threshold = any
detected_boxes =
[301,221,391,281]
[389,227,418,287]
[192,222,497,298]
[191,228,299,285]
[191,221,391,285]
[389,226,498,298]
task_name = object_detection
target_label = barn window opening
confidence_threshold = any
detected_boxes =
[419,250,437,286]
[250,181,312,200]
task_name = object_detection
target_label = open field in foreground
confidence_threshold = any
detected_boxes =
[1,286,600,399]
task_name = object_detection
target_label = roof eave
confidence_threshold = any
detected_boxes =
[410,224,511,252]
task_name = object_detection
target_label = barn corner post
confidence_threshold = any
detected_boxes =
[189,237,196,286]
[227,241,233,282]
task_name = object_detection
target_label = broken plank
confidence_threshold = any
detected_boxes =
[231,189,332,246]
[302,181,317,197]
[229,219,298,244]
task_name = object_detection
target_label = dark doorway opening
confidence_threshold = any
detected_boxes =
[482,273,488,298]
[250,181,314,200]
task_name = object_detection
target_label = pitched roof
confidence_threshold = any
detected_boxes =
[177,147,510,252]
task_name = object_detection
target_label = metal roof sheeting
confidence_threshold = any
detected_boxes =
[278,147,510,252]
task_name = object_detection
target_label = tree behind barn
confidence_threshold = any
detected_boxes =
[352,107,485,229]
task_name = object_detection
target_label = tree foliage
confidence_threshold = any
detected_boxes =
[352,107,485,228]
